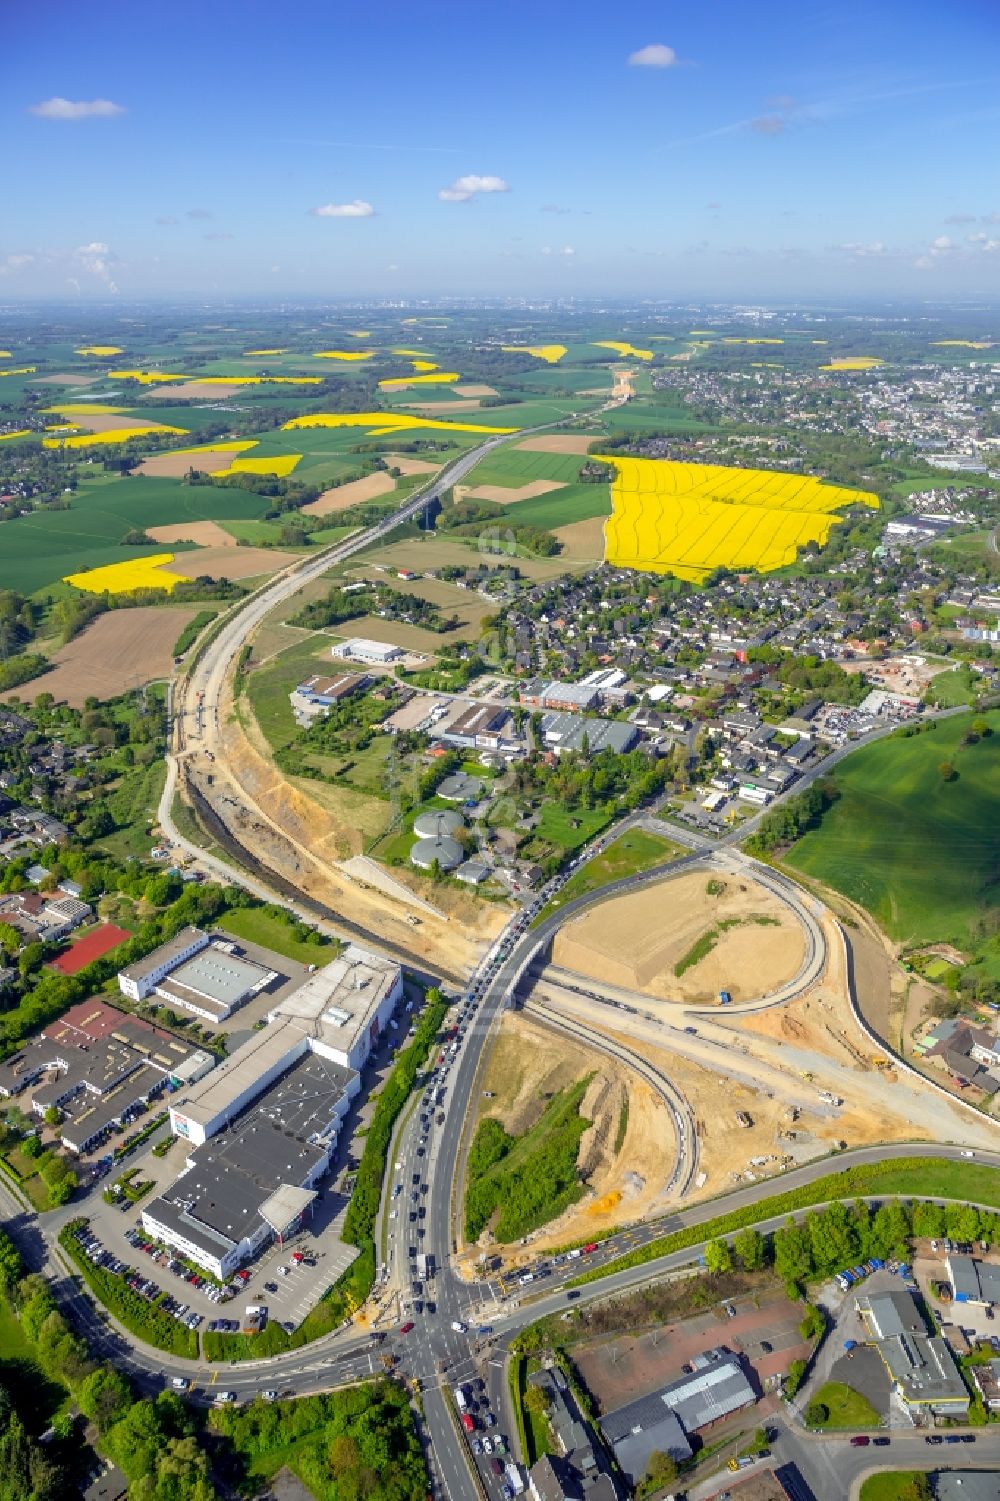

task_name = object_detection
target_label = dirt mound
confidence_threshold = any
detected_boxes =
[551,869,805,1002]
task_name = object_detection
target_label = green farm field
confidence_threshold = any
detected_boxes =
[0,474,269,594]
[786,710,1000,952]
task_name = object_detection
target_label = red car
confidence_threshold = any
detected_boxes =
[582,1243,598,1255]
[850,1436,870,1447]
[461,1413,475,1433]
[399,1320,415,1334]
[291,1252,304,1264]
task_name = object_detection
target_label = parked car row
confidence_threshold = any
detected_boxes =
[73,1226,202,1327]
[125,1228,231,1303]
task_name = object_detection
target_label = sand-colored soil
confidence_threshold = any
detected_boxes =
[163,546,300,581]
[515,434,594,455]
[300,471,396,517]
[552,870,805,1002]
[147,521,241,548]
[67,411,164,434]
[385,453,440,476]
[200,665,504,977]
[553,515,608,561]
[139,450,241,477]
[145,381,241,400]
[2,606,199,708]
[466,479,567,504]
[451,383,498,397]
[32,373,98,386]
[468,1012,675,1258]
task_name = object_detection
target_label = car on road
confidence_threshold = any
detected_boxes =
[170,1377,190,1390]
[399,1321,414,1334]
[925,1434,943,1445]
[291,1252,304,1264]
[265,1282,278,1293]
[944,1434,963,1444]
[214,1392,237,1405]
[262,1390,278,1402]
[849,1436,870,1447]
[873,1436,890,1447]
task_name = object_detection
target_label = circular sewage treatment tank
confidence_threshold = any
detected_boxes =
[410,834,464,871]
[412,809,465,839]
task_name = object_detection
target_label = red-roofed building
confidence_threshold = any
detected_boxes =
[50,924,132,976]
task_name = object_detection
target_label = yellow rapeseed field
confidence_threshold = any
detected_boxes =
[931,340,993,349]
[0,430,33,442]
[170,440,257,455]
[379,371,460,387]
[282,412,517,437]
[0,367,36,378]
[501,344,567,364]
[819,357,883,371]
[346,330,371,338]
[314,350,373,361]
[75,345,123,356]
[410,360,439,372]
[0,351,11,358]
[42,403,129,415]
[216,454,302,478]
[594,341,653,361]
[43,423,187,449]
[64,554,190,595]
[602,456,878,583]
[109,370,184,384]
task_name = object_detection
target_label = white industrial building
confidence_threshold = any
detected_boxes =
[264,943,404,1071]
[331,637,404,665]
[118,927,279,1023]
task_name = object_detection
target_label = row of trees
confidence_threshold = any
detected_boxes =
[702,1195,995,1296]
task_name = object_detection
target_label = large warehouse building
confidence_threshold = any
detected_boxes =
[142,945,402,1273]
[118,927,279,1023]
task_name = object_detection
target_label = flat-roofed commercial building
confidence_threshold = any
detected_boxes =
[141,1116,328,1280]
[148,1047,360,1274]
[540,712,639,757]
[858,1289,969,1418]
[265,944,403,1071]
[946,1254,1000,1306]
[118,928,278,1022]
[0,998,213,1156]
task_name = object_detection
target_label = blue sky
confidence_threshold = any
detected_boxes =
[4,0,1000,300]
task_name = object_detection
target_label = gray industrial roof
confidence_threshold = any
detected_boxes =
[946,1254,1000,1304]
[164,948,274,1009]
[935,1475,1000,1501]
[860,1292,967,1407]
[600,1397,692,1484]
[540,711,639,755]
[413,809,465,839]
[410,834,463,870]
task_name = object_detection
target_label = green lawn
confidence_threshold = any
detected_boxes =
[547,830,684,906]
[245,632,335,752]
[806,1381,882,1429]
[786,710,1000,951]
[532,803,612,854]
[215,906,337,966]
[924,665,986,707]
[859,1473,931,1501]
[504,483,612,530]
[0,1298,68,1430]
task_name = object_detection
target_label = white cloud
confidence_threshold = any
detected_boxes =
[438,174,509,203]
[66,276,81,292]
[838,241,887,257]
[30,96,125,119]
[628,43,677,68]
[311,199,376,218]
[931,235,953,250]
[2,253,35,271]
[541,245,576,258]
[750,114,787,136]
[75,241,119,291]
